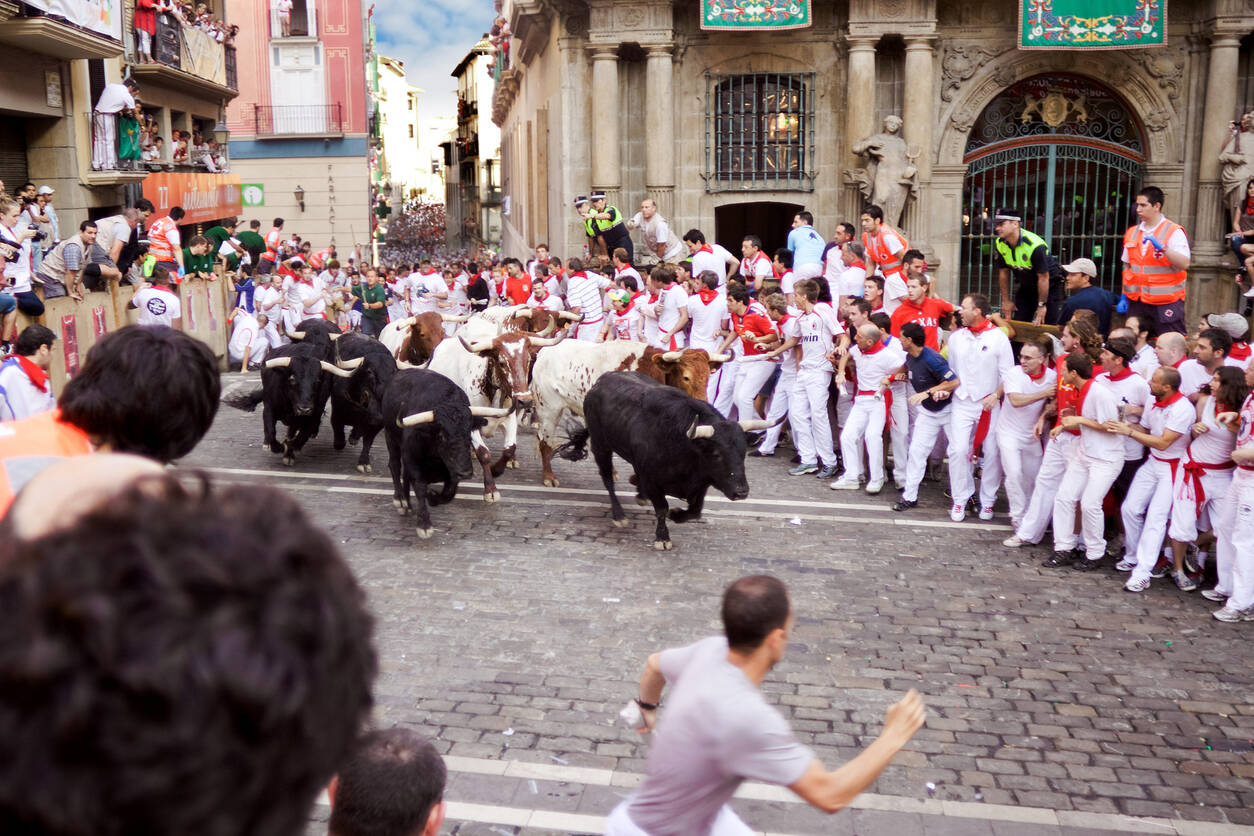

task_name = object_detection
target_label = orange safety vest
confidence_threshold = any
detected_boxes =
[261,228,281,263]
[862,225,909,279]
[147,216,180,262]
[0,410,94,516]
[1122,219,1186,305]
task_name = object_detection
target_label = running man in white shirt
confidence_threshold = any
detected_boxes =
[566,258,613,342]
[753,293,801,457]
[739,236,775,294]
[997,339,1057,528]
[687,271,731,404]
[684,229,739,288]
[787,280,847,478]
[831,324,907,493]
[128,266,183,329]
[640,264,689,350]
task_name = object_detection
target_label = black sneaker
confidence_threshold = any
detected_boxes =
[1073,556,1102,571]
[747,450,773,458]
[790,454,802,464]
[893,499,917,512]
[1042,551,1073,568]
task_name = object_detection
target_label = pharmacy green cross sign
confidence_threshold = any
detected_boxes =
[242,184,265,207]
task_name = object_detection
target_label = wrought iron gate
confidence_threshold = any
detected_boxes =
[961,142,1143,298]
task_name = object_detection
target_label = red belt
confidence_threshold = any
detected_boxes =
[857,388,894,427]
[1178,454,1236,513]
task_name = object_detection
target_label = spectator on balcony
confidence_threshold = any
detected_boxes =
[92,80,138,171]
[276,0,294,37]
[134,0,157,62]
[183,235,215,281]
[172,133,189,164]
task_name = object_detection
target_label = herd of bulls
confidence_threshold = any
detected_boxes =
[224,307,778,548]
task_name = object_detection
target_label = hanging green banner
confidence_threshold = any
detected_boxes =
[701,0,811,31]
[1020,0,1165,49]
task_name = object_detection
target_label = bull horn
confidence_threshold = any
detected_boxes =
[285,327,305,340]
[660,350,684,362]
[536,319,556,337]
[708,352,732,363]
[470,406,512,418]
[319,360,356,378]
[558,310,583,322]
[458,335,495,354]
[327,332,342,341]
[264,356,293,368]
[441,313,470,322]
[399,410,435,427]
[505,304,528,316]
[686,419,716,440]
[512,307,534,319]
[399,316,418,327]
[739,415,785,432]
[337,357,365,370]
[528,333,564,347]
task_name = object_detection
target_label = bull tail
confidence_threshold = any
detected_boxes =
[222,386,265,413]
[553,425,591,462]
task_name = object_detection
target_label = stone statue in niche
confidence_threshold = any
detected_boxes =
[848,115,919,228]
[1220,112,1254,219]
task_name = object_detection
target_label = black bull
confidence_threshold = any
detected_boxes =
[561,371,773,550]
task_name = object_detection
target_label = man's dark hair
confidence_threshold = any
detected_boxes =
[699,270,719,291]
[251,219,262,229]
[1156,364,1182,391]
[795,211,813,226]
[682,229,706,245]
[1199,327,1233,358]
[963,293,992,317]
[59,326,220,463]
[900,322,926,347]
[1105,334,1136,365]
[727,283,750,305]
[836,222,856,239]
[902,248,925,265]
[1064,352,1094,379]
[651,263,677,286]
[134,198,155,213]
[534,263,549,279]
[870,312,892,333]
[14,324,55,356]
[1138,186,1165,209]
[79,220,97,233]
[773,248,793,269]
[619,274,638,292]
[222,218,237,229]
[722,575,790,652]
[742,235,762,250]
[865,275,885,292]
[1125,314,1153,340]
[0,475,376,836]
[329,728,445,836]
[850,298,872,317]
[862,205,885,222]
[273,217,285,227]
[612,247,629,263]
[169,206,185,222]
[567,257,583,273]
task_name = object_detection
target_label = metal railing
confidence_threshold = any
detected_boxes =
[703,72,815,192]
[225,45,237,90]
[253,104,343,137]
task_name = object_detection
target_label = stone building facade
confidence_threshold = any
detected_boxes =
[493,0,1254,321]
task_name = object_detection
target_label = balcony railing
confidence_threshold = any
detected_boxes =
[253,104,344,138]
[225,46,237,91]
[482,186,502,205]
[132,13,233,92]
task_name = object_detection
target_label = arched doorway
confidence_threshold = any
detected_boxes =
[715,201,804,260]
[960,74,1146,298]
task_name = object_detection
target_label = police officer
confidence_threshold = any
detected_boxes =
[993,208,1064,326]
[585,191,633,264]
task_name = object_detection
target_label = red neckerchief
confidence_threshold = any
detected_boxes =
[780,313,794,327]
[1171,356,1185,368]
[862,340,885,355]
[1075,378,1095,415]
[419,269,437,277]
[1230,341,1251,361]
[968,318,996,334]
[1107,367,1134,381]
[1027,367,1047,381]
[1154,391,1185,409]
[697,287,719,304]
[570,271,587,281]
[630,290,644,304]
[617,298,635,315]
[850,260,867,271]
[695,244,713,255]
[7,354,48,393]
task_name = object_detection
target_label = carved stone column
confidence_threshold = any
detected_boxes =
[845,37,878,170]
[558,33,590,257]
[903,37,936,182]
[644,43,675,219]
[1196,35,1241,261]
[589,45,621,198]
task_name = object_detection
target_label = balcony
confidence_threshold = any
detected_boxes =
[482,186,502,205]
[253,104,344,139]
[128,14,237,100]
[0,13,122,60]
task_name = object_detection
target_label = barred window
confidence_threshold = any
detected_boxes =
[705,73,815,191]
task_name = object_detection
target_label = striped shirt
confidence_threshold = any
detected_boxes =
[566,271,611,323]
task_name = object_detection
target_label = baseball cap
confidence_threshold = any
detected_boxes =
[1204,311,1250,339]
[608,289,630,306]
[36,186,54,195]
[1062,258,1097,278]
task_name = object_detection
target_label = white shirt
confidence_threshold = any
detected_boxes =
[256,284,283,318]
[525,292,564,313]
[566,271,611,323]
[776,313,801,374]
[655,284,689,347]
[740,252,773,287]
[1130,344,1159,380]
[609,305,642,341]
[836,263,866,299]
[881,273,908,315]
[408,272,446,315]
[0,358,55,421]
[132,286,182,327]
[1191,396,1236,465]
[1077,380,1124,462]
[1100,370,1151,460]
[849,341,907,393]
[796,307,843,373]
[1176,359,1210,399]
[299,283,326,317]
[629,212,684,262]
[948,324,1014,402]
[999,366,1058,438]
[95,83,135,114]
[1142,394,1195,460]
[690,244,735,287]
[0,225,32,293]
[686,291,728,351]
[779,270,796,298]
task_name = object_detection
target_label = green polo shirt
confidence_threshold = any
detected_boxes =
[353,283,388,321]
[182,247,215,278]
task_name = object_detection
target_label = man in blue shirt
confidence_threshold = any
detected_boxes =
[895,321,959,512]
[1057,257,1119,335]
[786,210,826,280]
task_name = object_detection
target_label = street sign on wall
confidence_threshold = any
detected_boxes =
[242,184,265,207]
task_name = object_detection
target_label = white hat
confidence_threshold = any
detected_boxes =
[36,186,54,195]
[1062,258,1097,278]
[1204,311,1250,339]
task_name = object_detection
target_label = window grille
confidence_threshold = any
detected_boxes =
[704,72,815,192]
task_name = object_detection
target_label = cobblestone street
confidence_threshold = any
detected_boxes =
[189,374,1254,836]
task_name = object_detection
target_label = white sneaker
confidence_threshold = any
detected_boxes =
[1115,558,1137,572]
[1212,605,1253,622]
[1124,577,1151,593]
[829,477,861,490]
[1003,534,1027,547]
[979,505,995,521]
[865,477,886,495]
[1201,588,1228,603]
[949,503,966,522]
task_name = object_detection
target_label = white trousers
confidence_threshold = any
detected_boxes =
[1123,458,1179,583]
[92,112,118,170]
[948,398,1003,510]
[792,262,822,280]
[732,359,777,421]
[888,381,909,483]
[998,430,1046,524]
[228,316,269,367]
[902,407,950,502]
[1016,433,1076,544]
[841,393,888,482]
[575,320,603,342]
[1167,466,1232,544]
[758,368,796,453]
[1213,472,1254,609]
[711,358,738,418]
[1053,452,1122,558]
[605,801,752,836]
[789,368,836,468]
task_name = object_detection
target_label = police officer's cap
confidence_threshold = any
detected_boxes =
[993,208,1021,223]
[589,191,606,201]
[573,195,590,206]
